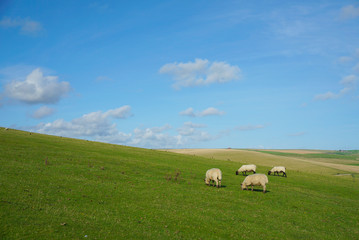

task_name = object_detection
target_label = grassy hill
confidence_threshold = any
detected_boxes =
[1,128,359,239]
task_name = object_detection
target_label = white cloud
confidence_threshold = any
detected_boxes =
[159,58,241,89]
[31,106,55,119]
[30,106,132,139]
[315,75,357,101]
[180,107,196,117]
[200,107,225,117]
[130,124,181,148]
[0,17,43,35]
[340,5,359,20]
[3,68,70,104]
[28,107,220,148]
[180,107,225,117]
[28,106,211,148]
[119,122,214,148]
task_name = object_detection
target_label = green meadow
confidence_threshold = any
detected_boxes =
[1,128,359,239]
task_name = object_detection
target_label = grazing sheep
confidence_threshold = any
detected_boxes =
[268,166,287,177]
[241,174,268,193]
[236,164,256,175]
[205,168,222,188]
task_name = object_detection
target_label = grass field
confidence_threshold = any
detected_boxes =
[1,128,359,239]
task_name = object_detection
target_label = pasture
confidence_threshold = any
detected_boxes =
[1,128,359,239]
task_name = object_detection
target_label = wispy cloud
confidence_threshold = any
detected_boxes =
[96,76,113,82]
[180,107,225,117]
[274,19,311,38]
[236,124,265,131]
[159,58,241,89]
[0,17,43,35]
[3,68,71,104]
[338,56,353,64]
[176,121,214,144]
[315,75,357,100]
[89,2,110,13]
[31,106,55,119]
[353,63,359,73]
[288,131,306,137]
[340,5,359,20]
[316,47,359,101]
[177,121,206,136]
[314,91,339,101]
[338,48,359,65]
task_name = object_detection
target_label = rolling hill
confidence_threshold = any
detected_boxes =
[1,127,358,239]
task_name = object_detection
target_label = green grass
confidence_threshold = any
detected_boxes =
[1,128,359,239]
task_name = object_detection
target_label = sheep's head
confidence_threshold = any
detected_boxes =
[268,171,271,175]
[235,171,238,175]
[204,178,210,185]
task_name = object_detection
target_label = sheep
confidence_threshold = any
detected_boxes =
[204,168,222,188]
[268,166,287,177]
[241,174,268,193]
[236,164,256,176]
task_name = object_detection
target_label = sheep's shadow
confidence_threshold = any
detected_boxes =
[207,185,227,188]
[242,188,270,193]
[237,173,256,177]
[268,174,287,178]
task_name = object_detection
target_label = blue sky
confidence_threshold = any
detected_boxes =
[1,0,359,149]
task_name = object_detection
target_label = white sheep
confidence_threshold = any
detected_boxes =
[268,166,287,177]
[241,174,268,193]
[204,168,222,188]
[236,164,256,175]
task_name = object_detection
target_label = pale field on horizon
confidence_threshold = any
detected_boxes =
[161,148,359,175]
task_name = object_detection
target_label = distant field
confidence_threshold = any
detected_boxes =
[258,149,327,154]
[1,128,359,239]
[164,148,359,174]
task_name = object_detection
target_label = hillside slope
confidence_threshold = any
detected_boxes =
[1,128,359,239]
